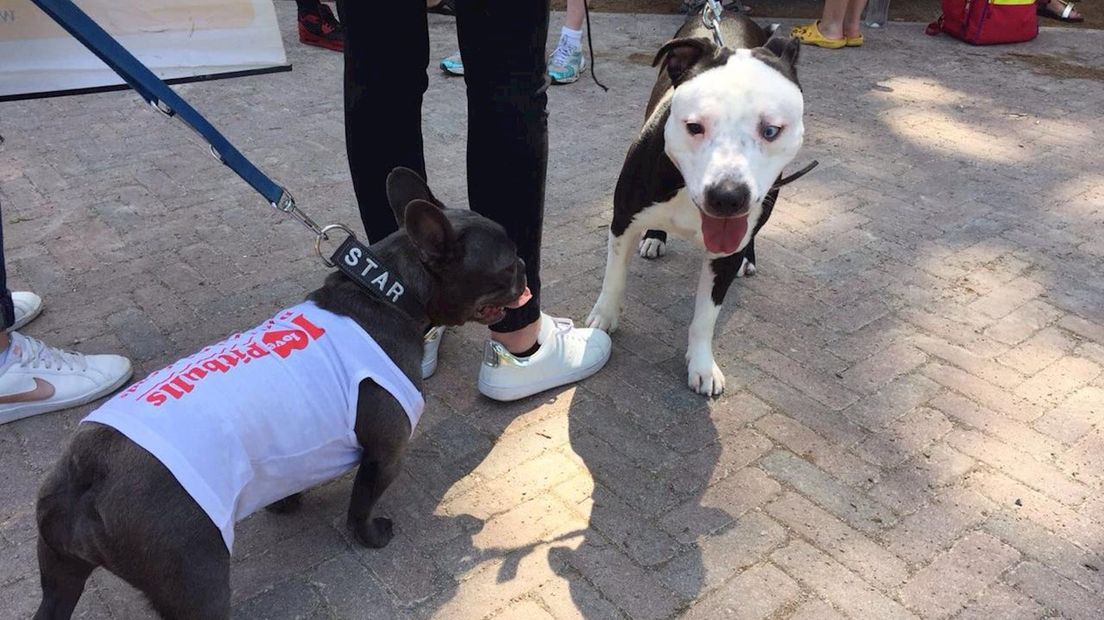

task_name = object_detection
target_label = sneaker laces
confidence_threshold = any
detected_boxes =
[551,39,578,68]
[550,316,575,334]
[11,333,88,372]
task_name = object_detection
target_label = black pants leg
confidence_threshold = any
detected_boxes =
[456,0,549,332]
[0,197,14,330]
[342,0,429,243]
[342,0,548,333]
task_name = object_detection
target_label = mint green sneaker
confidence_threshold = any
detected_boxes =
[440,51,464,76]
[547,44,586,85]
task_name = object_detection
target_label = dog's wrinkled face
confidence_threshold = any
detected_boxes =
[657,37,804,255]
[386,169,527,326]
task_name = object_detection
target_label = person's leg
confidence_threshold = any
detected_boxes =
[459,0,611,401]
[456,0,551,344]
[342,0,430,242]
[0,200,14,334]
[818,0,851,39]
[548,0,588,85]
[0,197,132,425]
[565,0,585,31]
[842,0,870,39]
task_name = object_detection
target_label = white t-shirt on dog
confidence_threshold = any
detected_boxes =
[82,301,424,552]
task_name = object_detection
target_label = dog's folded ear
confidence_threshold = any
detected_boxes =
[404,199,456,264]
[653,37,714,86]
[763,36,801,70]
[387,167,446,227]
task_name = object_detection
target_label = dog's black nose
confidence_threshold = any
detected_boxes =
[705,181,751,217]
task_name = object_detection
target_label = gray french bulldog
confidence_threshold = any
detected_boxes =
[33,168,527,619]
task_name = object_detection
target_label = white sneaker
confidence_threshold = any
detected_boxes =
[8,291,43,331]
[422,325,445,379]
[0,332,132,425]
[478,313,611,402]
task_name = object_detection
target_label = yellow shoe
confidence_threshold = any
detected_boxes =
[791,21,846,49]
[845,34,864,47]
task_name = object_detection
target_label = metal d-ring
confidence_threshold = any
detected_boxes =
[315,223,357,268]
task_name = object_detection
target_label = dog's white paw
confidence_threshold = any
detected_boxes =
[639,237,666,259]
[736,258,757,278]
[587,299,620,333]
[687,357,725,396]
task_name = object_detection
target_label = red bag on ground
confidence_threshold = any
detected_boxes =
[926,0,1039,45]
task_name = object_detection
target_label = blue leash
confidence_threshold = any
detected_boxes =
[28,0,320,234]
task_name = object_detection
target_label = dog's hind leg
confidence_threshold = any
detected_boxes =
[639,229,668,259]
[588,227,637,333]
[686,253,741,396]
[34,537,94,620]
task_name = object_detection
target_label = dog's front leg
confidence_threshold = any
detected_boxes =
[588,227,637,332]
[686,253,741,396]
[347,452,402,549]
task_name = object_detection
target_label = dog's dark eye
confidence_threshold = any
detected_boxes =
[686,122,705,136]
[760,124,783,141]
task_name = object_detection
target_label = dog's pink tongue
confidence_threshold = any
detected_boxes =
[701,214,749,255]
[505,287,532,309]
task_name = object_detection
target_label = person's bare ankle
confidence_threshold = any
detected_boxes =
[818,20,845,39]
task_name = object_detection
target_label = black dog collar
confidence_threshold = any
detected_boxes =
[331,236,424,320]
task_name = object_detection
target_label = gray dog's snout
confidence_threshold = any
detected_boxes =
[704,181,751,217]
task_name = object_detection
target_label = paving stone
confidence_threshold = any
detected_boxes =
[766,492,908,589]
[659,467,781,544]
[841,343,928,394]
[868,443,977,516]
[842,373,942,431]
[1006,562,1104,620]
[658,511,786,600]
[946,429,1090,506]
[856,407,953,469]
[681,563,800,620]
[760,450,897,533]
[532,567,624,620]
[1013,356,1103,406]
[771,540,917,620]
[899,532,1020,619]
[754,413,880,488]
[920,362,1041,423]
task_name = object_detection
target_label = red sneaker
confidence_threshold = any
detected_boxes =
[298,4,344,52]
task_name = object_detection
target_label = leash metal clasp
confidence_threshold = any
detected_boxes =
[702,0,726,47]
[271,188,326,238]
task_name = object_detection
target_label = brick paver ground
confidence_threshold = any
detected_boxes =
[2,5,1104,619]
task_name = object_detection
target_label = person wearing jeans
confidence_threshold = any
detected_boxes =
[0,199,132,425]
[340,0,610,401]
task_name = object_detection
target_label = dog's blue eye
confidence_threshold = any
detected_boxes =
[686,122,705,136]
[761,124,782,141]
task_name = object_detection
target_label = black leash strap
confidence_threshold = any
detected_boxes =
[773,160,820,189]
[329,235,424,320]
[582,0,608,91]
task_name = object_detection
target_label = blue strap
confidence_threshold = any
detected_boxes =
[29,0,288,208]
